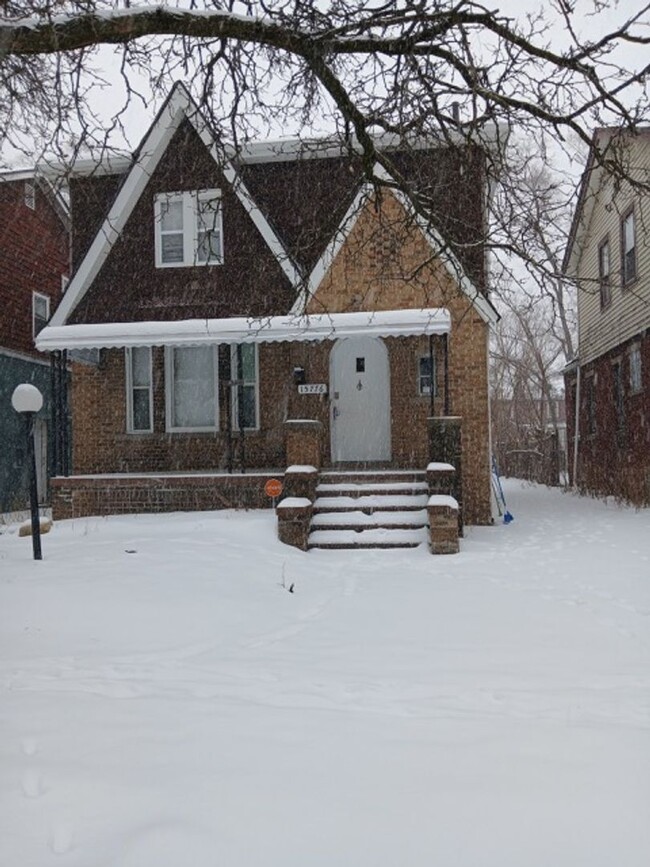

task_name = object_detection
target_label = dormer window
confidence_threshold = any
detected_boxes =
[154,190,223,268]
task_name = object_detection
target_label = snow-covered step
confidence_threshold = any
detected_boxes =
[320,471,426,485]
[316,481,428,495]
[311,509,428,530]
[313,494,429,512]
[308,527,427,549]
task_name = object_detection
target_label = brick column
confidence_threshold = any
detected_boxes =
[276,497,313,551]
[285,419,323,469]
[283,465,319,501]
[428,416,463,535]
[427,495,460,555]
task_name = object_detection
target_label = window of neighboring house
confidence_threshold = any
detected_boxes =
[629,345,642,394]
[418,355,436,396]
[154,190,223,268]
[24,181,35,210]
[612,360,625,436]
[165,345,218,431]
[125,347,153,433]
[585,374,596,436]
[32,292,50,337]
[61,275,70,294]
[621,208,636,286]
[231,344,259,430]
[598,238,611,308]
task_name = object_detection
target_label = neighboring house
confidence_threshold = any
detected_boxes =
[563,128,650,506]
[0,170,69,513]
[36,82,501,538]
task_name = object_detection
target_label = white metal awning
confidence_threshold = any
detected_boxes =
[36,309,451,351]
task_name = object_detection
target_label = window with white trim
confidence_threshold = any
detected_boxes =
[165,346,219,431]
[598,238,611,309]
[231,344,259,430]
[629,345,642,394]
[32,292,50,337]
[24,181,35,210]
[154,190,223,267]
[418,355,436,396]
[125,347,153,433]
[621,209,636,285]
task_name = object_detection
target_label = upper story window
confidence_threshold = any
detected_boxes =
[621,208,636,286]
[32,292,50,338]
[24,181,36,210]
[598,238,611,309]
[154,190,223,268]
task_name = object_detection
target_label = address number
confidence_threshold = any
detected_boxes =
[298,383,328,395]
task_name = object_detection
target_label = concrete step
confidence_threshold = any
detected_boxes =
[316,481,429,496]
[313,494,429,512]
[308,527,427,549]
[311,509,428,531]
[319,470,426,485]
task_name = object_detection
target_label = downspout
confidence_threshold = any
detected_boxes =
[572,360,581,491]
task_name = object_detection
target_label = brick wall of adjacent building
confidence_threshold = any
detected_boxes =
[0,178,69,358]
[565,329,650,505]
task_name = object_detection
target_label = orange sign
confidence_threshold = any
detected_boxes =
[264,478,283,498]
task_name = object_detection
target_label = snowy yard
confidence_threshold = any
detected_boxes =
[1,480,649,866]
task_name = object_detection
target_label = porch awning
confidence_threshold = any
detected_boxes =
[36,308,451,351]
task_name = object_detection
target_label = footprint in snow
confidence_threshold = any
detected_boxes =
[49,822,75,855]
[22,768,45,799]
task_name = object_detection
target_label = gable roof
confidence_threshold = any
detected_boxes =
[563,126,650,277]
[49,82,302,328]
[49,83,497,331]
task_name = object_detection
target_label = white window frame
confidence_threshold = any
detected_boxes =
[164,345,219,433]
[621,208,636,286]
[154,189,223,268]
[418,354,436,397]
[231,344,260,431]
[125,347,154,434]
[32,291,50,338]
[629,345,642,394]
[598,237,611,309]
[24,180,36,210]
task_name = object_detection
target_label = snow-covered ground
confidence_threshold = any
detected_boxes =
[1,480,649,866]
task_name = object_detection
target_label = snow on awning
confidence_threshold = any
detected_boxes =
[36,309,451,351]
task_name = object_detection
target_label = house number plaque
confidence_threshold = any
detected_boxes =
[298,383,328,395]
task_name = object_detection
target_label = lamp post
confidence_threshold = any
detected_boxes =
[11,383,44,560]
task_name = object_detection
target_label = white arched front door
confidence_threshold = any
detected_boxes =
[329,336,391,462]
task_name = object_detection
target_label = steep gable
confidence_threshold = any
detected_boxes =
[69,119,296,324]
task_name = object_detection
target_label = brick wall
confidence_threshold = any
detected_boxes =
[565,329,650,505]
[0,179,69,358]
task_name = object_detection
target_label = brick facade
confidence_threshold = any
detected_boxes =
[565,329,650,505]
[0,178,68,359]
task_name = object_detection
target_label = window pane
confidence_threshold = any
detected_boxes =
[241,344,256,380]
[161,199,183,231]
[197,197,222,263]
[34,295,48,319]
[131,347,151,388]
[172,346,215,428]
[161,233,184,263]
[132,388,151,431]
[197,229,222,263]
[624,213,635,251]
[419,356,433,394]
[241,384,257,429]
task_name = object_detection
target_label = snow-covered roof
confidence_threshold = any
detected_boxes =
[36,308,451,351]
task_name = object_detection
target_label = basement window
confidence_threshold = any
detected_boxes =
[154,189,223,268]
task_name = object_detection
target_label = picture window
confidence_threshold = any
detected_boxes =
[165,346,219,431]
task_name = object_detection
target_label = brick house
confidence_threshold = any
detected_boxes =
[0,170,69,513]
[37,82,500,543]
[563,128,650,506]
